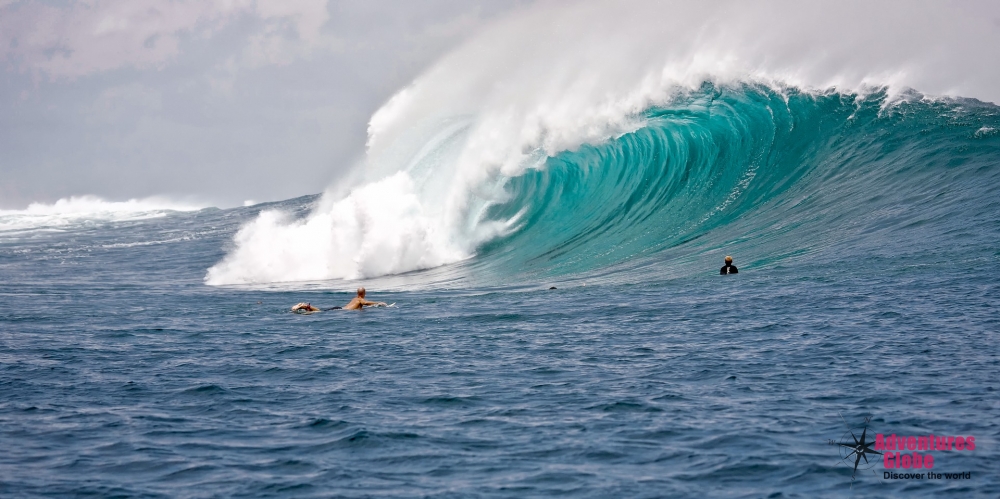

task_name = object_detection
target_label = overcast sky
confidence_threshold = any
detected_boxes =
[0,0,537,209]
[3,1,999,210]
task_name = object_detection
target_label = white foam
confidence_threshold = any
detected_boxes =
[0,195,206,233]
[208,0,1000,285]
[206,172,477,284]
[974,126,998,138]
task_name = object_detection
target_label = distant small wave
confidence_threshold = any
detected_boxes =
[0,195,208,234]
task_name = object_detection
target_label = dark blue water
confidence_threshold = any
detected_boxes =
[2,88,1000,497]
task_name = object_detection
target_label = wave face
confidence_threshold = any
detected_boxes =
[462,85,1000,283]
[207,83,1000,287]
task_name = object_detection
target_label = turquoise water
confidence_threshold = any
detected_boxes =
[476,85,1000,284]
[2,85,999,497]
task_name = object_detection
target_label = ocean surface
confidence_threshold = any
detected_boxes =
[2,85,1000,497]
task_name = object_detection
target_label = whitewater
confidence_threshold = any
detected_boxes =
[3,1,1000,497]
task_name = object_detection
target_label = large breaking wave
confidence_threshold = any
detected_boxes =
[205,0,1000,287]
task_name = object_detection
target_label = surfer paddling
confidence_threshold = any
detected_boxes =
[720,255,739,275]
[343,287,387,310]
[291,287,388,313]
[291,303,322,312]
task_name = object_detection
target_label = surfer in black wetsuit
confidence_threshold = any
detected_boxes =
[720,255,738,275]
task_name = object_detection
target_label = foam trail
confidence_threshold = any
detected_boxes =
[0,195,207,233]
[207,0,1000,286]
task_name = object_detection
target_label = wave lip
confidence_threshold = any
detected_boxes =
[0,195,208,233]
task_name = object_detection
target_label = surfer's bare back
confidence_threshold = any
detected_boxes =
[343,287,387,310]
[291,287,387,313]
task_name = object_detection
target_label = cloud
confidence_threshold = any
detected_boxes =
[90,82,163,120]
[243,0,341,68]
[0,0,339,78]
[0,0,536,209]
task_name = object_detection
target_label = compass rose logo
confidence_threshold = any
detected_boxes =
[829,413,883,488]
